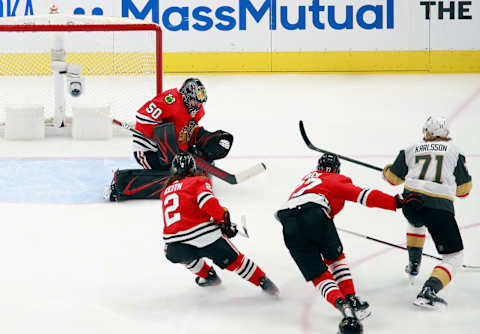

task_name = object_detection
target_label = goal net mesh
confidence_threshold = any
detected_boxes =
[0,15,162,126]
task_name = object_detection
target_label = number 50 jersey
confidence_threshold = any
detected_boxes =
[133,88,205,152]
[383,140,472,213]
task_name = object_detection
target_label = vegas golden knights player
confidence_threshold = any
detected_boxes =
[384,116,472,309]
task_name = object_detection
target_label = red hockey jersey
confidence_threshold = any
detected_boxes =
[282,171,397,218]
[133,88,205,152]
[160,176,225,247]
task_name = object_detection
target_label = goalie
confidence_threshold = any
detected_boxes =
[105,78,234,201]
[132,77,233,169]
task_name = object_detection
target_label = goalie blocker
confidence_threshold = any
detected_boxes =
[106,122,234,201]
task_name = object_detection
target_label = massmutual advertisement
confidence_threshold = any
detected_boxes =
[0,0,479,72]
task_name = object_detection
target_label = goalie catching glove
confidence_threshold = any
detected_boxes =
[216,209,238,238]
[193,127,233,161]
[395,193,423,210]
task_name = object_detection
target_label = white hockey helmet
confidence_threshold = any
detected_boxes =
[422,116,449,137]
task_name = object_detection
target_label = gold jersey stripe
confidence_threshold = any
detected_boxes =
[383,165,404,186]
[404,186,453,201]
[456,181,472,197]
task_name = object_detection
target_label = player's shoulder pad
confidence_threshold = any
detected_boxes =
[154,88,180,106]
[333,173,352,183]
[190,175,213,189]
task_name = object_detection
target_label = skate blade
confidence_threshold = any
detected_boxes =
[103,185,112,200]
[355,308,372,320]
[413,298,447,311]
[407,275,417,286]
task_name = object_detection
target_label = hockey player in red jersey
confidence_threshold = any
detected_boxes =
[160,152,279,295]
[275,153,422,334]
[104,78,234,201]
[133,78,233,169]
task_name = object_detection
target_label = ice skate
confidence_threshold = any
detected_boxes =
[104,170,119,201]
[259,276,279,296]
[345,294,371,320]
[405,261,421,285]
[413,286,447,310]
[336,298,363,334]
[195,267,221,287]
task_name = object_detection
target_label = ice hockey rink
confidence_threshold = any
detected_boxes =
[0,74,479,334]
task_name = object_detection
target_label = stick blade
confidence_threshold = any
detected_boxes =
[240,215,249,238]
[234,163,267,184]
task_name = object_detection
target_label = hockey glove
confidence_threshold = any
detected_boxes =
[395,193,423,210]
[217,210,238,238]
[193,127,233,161]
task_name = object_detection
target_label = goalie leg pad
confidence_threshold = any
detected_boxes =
[109,168,170,201]
[134,151,171,170]
[194,127,233,161]
[153,122,179,165]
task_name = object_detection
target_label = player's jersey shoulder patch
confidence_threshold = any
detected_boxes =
[164,93,176,105]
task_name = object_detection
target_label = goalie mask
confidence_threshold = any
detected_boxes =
[171,152,196,177]
[317,153,341,173]
[422,116,449,138]
[179,78,207,114]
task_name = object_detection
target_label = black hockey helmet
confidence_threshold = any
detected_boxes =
[171,152,196,177]
[179,78,207,113]
[338,317,363,334]
[317,153,341,173]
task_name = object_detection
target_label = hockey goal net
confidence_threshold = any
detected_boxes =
[0,14,162,130]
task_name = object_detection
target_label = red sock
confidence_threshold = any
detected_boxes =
[185,258,211,278]
[312,270,344,308]
[226,254,265,286]
[324,253,355,296]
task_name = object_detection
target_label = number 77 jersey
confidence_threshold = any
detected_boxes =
[282,171,397,218]
[383,140,472,211]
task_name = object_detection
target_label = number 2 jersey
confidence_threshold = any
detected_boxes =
[383,140,472,213]
[279,171,397,218]
[133,88,205,152]
[160,176,225,247]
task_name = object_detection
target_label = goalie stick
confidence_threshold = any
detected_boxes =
[337,227,480,270]
[299,120,383,172]
[111,118,266,184]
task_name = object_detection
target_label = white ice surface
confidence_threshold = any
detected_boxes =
[0,74,479,334]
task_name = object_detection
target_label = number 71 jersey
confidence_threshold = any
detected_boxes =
[384,140,472,202]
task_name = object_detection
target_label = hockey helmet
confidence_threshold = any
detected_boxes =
[422,116,449,138]
[338,317,363,334]
[171,152,196,177]
[317,153,341,173]
[179,78,207,113]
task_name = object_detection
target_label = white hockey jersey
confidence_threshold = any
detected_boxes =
[384,140,472,213]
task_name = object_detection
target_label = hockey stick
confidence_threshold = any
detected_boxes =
[234,215,249,238]
[111,118,266,184]
[337,227,480,270]
[240,215,249,238]
[299,120,383,172]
